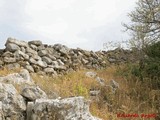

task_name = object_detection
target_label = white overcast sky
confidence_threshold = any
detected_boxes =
[0,0,137,51]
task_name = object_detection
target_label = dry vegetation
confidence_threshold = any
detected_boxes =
[0,65,159,120]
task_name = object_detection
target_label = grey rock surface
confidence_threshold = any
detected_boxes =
[6,43,20,52]
[21,86,47,101]
[27,97,101,120]
[0,83,26,120]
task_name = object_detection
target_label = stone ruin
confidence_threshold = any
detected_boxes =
[0,37,135,76]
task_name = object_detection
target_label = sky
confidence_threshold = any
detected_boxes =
[0,0,137,51]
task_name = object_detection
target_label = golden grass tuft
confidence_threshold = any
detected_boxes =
[0,67,21,76]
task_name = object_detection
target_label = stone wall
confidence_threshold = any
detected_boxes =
[0,37,135,75]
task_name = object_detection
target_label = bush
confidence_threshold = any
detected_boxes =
[135,41,160,88]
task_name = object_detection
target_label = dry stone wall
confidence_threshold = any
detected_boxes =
[0,38,107,75]
[0,37,135,75]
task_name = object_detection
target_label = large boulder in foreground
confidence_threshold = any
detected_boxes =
[0,83,26,120]
[27,97,101,120]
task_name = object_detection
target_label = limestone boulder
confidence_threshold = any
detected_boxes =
[27,97,101,120]
[21,86,47,101]
[0,83,26,120]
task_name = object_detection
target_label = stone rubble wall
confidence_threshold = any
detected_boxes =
[0,38,135,75]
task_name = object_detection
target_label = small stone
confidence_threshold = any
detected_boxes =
[95,77,105,86]
[110,79,119,89]
[85,72,97,78]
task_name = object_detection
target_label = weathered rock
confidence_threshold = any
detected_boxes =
[21,86,47,101]
[2,51,14,57]
[38,50,47,57]
[5,43,20,52]
[0,83,26,120]
[44,68,55,73]
[42,56,52,64]
[25,65,35,72]
[27,97,101,120]
[4,57,16,63]
[0,69,34,85]
[110,79,119,90]
[85,72,97,78]
[15,50,29,60]
[82,58,89,64]
[47,54,57,61]
[6,37,28,48]
[29,58,37,64]
[37,45,45,51]
[57,59,64,66]
[28,40,42,46]
[37,60,47,68]
[29,44,38,51]
[26,47,38,55]
[59,47,69,56]
[31,54,41,60]
[108,58,116,63]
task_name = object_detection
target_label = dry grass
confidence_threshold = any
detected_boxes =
[0,67,21,76]
[0,65,159,120]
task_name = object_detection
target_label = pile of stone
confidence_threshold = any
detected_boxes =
[0,37,136,75]
[0,38,108,75]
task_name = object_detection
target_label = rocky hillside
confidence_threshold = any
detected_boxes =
[0,38,136,75]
